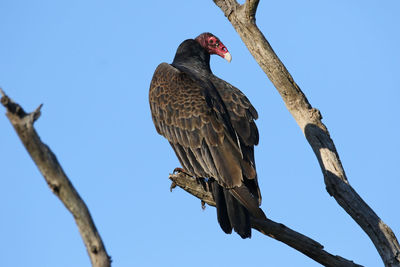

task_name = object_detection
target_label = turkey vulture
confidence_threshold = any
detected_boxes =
[149,33,265,238]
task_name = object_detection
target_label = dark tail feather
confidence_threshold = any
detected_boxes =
[210,180,251,239]
[230,185,267,220]
[223,188,251,238]
[211,181,232,234]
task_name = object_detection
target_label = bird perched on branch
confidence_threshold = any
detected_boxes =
[149,32,265,238]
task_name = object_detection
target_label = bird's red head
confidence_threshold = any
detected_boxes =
[195,32,232,62]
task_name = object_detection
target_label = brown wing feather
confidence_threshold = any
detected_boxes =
[209,75,261,204]
[149,63,250,188]
[210,75,259,147]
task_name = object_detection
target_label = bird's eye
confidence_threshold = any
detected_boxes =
[209,39,215,44]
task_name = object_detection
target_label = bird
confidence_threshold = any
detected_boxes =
[149,32,265,238]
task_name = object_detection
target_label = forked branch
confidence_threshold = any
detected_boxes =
[212,0,400,266]
[0,89,111,267]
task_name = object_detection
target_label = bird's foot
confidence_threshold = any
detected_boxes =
[170,167,191,192]
[173,167,192,177]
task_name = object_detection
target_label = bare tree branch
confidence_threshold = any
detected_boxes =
[170,172,362,267]
[212,1,400,266]
[243,0,259,21]
[0,89,111,267]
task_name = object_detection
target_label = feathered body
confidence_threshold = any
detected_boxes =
[149,33,265,238]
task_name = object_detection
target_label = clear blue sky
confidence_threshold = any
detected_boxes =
[1,1,399,266]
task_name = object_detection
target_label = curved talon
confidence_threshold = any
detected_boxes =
[173,167,192,177]
[170,181,177,192]
[173,167,185,174]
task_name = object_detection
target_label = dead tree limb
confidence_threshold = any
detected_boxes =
[0,89,111,267]
[170,172,362,267]
[211,0,400,266]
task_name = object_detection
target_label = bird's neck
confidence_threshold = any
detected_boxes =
[172,39,212,76]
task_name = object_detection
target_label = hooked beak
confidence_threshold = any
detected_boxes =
[224,52,232,63]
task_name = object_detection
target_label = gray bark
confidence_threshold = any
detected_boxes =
[1,89,111,267]
[211,0,400,266]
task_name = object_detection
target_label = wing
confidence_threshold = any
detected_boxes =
[210,75,261,204]
[149,63,254,189]
[210,75,259,147]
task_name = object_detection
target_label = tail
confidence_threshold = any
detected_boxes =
[210,180,266,239]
